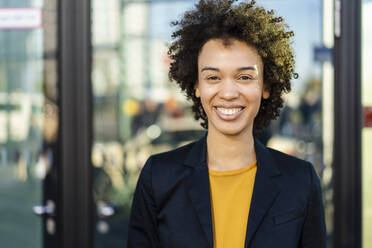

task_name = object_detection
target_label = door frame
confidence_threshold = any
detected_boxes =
[333,0,362,247]
[58,0,93,247]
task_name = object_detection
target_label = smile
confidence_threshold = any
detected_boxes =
[216,107,243,115]
[214,106,245,121]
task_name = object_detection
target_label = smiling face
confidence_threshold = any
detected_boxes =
[195,38,270,137]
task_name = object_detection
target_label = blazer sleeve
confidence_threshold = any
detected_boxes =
[299,162,327,248]
[127,156,160,248]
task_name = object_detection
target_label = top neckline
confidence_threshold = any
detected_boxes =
[208,161,257,176]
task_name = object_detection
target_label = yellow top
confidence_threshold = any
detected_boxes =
[208,161,257,248]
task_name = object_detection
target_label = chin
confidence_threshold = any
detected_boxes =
[210,122,251,137]
[220,130,242,136]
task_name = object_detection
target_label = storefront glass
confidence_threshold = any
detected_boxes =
[0,0,59,247]
[91,0,334,247]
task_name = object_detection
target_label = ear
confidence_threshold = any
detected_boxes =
[262,85,270,99]
[195,82,200,98]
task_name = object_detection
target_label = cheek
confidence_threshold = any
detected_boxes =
[198,92,209,113]
[242,87,263,102]
[200,96,212,116]
[199,86,216,106]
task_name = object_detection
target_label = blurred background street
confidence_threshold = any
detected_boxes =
[0,0,371,247]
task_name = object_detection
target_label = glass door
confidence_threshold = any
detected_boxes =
[91,1,205,246]
[0,0,59,247]
[90,0,334,247]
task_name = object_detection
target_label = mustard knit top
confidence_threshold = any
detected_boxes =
[209,161,257,248]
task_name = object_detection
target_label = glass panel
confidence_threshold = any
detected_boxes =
[91,1,203,246]
[0,0,59,247]
[362,0,372,247]
[91,0,333,247]
[258,1,334,246]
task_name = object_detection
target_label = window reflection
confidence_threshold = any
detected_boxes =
[0,0,58,246]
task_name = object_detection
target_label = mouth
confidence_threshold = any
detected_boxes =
[213,106,245,120]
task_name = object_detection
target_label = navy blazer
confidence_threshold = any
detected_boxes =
[127,133,327,247]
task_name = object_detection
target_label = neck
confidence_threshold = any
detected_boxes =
[206,129,257,171]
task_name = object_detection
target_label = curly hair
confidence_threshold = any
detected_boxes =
[168,0,295,133]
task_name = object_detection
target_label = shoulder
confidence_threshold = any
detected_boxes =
[267,147,311,168]
[254,136,314,177]
[140,139,197,181]
[147,140,196,166]
[265,146,317,188]
[139,140,199,203]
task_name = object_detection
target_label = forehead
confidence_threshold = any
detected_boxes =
[198,39,263,69]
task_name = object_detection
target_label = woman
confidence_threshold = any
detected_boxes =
[127,0,327,247]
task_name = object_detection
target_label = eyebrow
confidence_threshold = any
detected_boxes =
[200,66,258,72]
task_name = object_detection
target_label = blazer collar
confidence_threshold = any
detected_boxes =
[184,132,208,169]
[183,132,281,248]
[184,132,281,176]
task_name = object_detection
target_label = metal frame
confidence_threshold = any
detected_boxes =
[333,0,362,247]
[58,0,93,247]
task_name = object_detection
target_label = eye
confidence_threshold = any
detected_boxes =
[207,76,220,81]
[238,75,253,80]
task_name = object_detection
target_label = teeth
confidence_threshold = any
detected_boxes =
[216,107,243,115]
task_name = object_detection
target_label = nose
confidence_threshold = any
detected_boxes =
[218,79,239,100]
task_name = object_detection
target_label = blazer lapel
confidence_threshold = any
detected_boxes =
[183,133,282,248]
[183,133,214,248]
[244,137,281,248]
